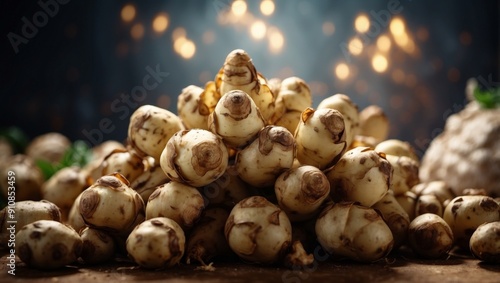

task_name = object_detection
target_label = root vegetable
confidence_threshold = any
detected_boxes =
[79,173,145,235]
[235,126,295,187]
[0,200,61,247]
[186,207,232,265]
[359,105,389,142]
[283,240,314,268]
[216,49,275,123]
[317,94,359,147]
[267,78,282,98]
[41,166,88,215]
[130,165,170,204]
[82,141,126,183]
[274,165,330,222]
[372,192,410,248]
[415,194,443,217]
[16,220,82,269]
[199,167,253,208]
[0,154,44,201]
[146,181,205,229]
[326,147,392,207]
[385,154,419,196]
[470,221,500,263]
[349,135,379,150]
[375,139,419,164]
[208,89,266,148]
[272,77,312,133]
[26,132,71,164]
[294,108,347,170]
[408,213,454,258]
[126,217,185,269]
[224,196,292,264]
[80,227,115,264]
[160,129,229,187]
[67,192,86,232]
[395,191,418,221]
[315,202,393,262]
[443,195,500,248]
[128,105,184,161]
[99,149,145,183]
[177,85,209,130]
[412,181,456,208]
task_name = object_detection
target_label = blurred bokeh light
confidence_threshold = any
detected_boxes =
[2,0,499,156]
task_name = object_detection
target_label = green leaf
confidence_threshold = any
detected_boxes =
[35,140,93,180]
[0,127,29,154]
[36,159,62,180]
[473,87,500,109]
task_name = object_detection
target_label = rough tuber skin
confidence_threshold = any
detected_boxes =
[208,89,266,149]
[275,165,330,222]
[225,196,292,264]
[216,49,275,123]
[235,125,296,188]
[146,181,205,229]
[358,105,390,142]
[160,129,229,187]
[385,154,419,196]
[294,107,347,170]
[443,195,500,249]
[41,166,88,216]
[469,221,500,263]
[80,227,116,265]
[315,202,394,262]
[126,217,185,269]
[0,200,61,247]
[375,139,419,164]
[130,164,170,204]
[317,93,359,148]
[0,154,44,201]
[16,220,82,270]
[185,207,233,265]
[326,147,392,207]
[408,213,454,259]
[25,132,71,164]
[79,173,145,235]
[98,149,145,184]
[272,76,312,133]
[372,192,410,249]
[177,85,210,130]
[128,104,185,161]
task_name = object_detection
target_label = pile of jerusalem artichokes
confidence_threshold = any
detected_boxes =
[0,49,499,271]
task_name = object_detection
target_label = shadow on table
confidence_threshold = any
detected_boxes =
[477,261,500,273]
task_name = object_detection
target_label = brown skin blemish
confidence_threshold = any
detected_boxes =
[79,190,100,219]
[48,204,62,221]
[51,243,68,260]
[29,231,42,239]
[258,126,294,155]
[224,90,252,120]
[364,210,380,222]
[148,187,162,201]
[480,198,499,211]
[167,229,182,257]
[191,141,224,176]
[302,171,329,204]
[239,196,269,209]
[268,210,281,225]
[151,219,164,226]
[451,198,463,216]
[320,110,345,142]
[96,175,125,190]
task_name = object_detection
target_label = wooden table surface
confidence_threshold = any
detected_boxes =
[1,249,499,283]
